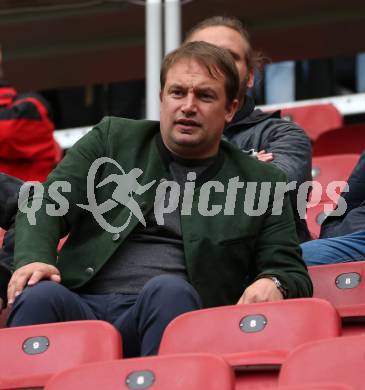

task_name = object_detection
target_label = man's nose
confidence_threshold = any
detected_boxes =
[181,93,197,114]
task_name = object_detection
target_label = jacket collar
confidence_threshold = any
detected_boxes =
[224,95,281,136]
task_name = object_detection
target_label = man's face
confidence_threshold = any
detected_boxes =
[160,58,238,159]
[187,26,254,102]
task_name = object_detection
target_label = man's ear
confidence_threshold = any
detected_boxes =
[247,70,255,89]
[159,90,163,102]
[225,99,239,123]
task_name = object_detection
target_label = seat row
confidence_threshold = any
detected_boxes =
[1,258,365,390]
[0,297,362,389]
[1,256,365,388]
[45,336,362,390]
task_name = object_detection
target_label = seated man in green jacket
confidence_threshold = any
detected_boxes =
[7,41,312,357]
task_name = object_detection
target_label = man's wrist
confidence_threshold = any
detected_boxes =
[267,276,288,298]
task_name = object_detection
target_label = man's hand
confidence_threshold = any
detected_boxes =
[7,262,61,305]
[237,278,283,305]
[256,150,274,162]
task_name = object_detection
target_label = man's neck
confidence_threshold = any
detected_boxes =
[164,144,219,161]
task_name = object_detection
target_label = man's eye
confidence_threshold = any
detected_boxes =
[199,93,214,101]
[170,90,183,97]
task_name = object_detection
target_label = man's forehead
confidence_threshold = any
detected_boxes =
[165,58,223,84]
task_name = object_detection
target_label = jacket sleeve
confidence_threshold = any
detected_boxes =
[253,170,313,298]
[255,119,312,186]
[14,117,110,270]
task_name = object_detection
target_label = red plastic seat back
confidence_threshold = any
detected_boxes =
[45,353,235,390]
[278,335,365,389]
[311,154,359,202]
[160,298,340,357]
[160,299,340,390]
[313,124,365,156]
[305,203,332,239]
[280,103,343,142]
[309,262,365,335]
[305,154,359,238]
[309,262,365,309]
[0,320,122,389]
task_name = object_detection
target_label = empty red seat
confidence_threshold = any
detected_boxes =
[280,103,343,142]
[278,335,365,389]
[305,203,331,239]
[313,124,365,156]
[0,320,122,389]
[311,154,359,203]
[159,298,340,389]
[309,262,365,335]
[44,353,235,390]
[305,154,359,238]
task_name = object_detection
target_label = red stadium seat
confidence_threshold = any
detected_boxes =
[305,203,331,238]
[0,320,122,389]
[159,298,340,389]
[44,353,235,390]
[279,103,343,142]
[311,154,359,202]
[305,153,359,238]
[313,124,365,156]
[276,384,353,390]
[309,262,365,336]
[278,335,365,389]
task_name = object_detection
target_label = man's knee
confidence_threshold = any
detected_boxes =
[7,281,70,327]
[13,281,64,307]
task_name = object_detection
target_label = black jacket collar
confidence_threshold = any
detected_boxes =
[224,95,281,137]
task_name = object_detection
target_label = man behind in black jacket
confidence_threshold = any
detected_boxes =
[186,16,312,242]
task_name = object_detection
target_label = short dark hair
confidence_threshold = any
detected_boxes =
[160,41,239,105]
[185,16,265,74]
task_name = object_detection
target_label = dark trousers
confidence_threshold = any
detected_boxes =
[7,275,202,357]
